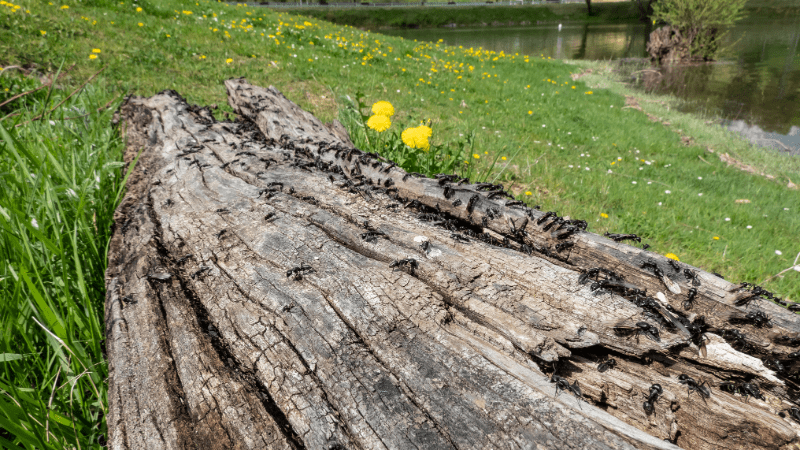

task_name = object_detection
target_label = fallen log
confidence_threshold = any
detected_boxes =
[105,81,800,450]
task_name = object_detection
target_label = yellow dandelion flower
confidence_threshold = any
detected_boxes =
[401,126,431,151]
[665,253,680,261]
[60,5,68,9]
[226,58,233,64]
[528,111,532,115]
[600,213,609,218]
[138,22,143,26]
[585,91,593,95]
[713,236,720,240]
[371,101,394,117]
[473,154,480,159]
[501,156,507,161]
[366,114,391,132]
[525,191,532,196]
[92,48,101,53]
[136,6,141,11]
[89,54,97,59]
[40,30,47,35]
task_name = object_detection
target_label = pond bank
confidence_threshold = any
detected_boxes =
[280,2,641,29]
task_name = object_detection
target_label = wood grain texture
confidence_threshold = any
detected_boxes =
[104,83,800,450]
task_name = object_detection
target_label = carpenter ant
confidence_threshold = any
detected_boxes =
[505,200,524,207]
[267,182,284,191]
[286,263,315,281]
[264,212,277,222]
[603,232,641,243]
[643,384,663,414]
[361,230,388,243]
[684,288,698,310]
[550,375,582,399]
[520,244,534,255]
[783,407,800,423]
[442,186,455,199]
[641,260,665,278]
[728,310,772,328]
[215,208,230,214]
[765,359,786,373]
[452,199,462,207]
[723,329,750,350]
[598,358,617,373]
[668,259,681,272]
[176,254,195,264]
[537,211,557,225]
[466,194,480,214]
[774,335,800,347]
[215,229,227,239]
[121,295,137,304]
[684,269,701,286]
[420,240,431,254]
[301,196,317,205]
[382,163,397,173]
[641,243,651,250]
[555,242,574,252]
[611,320,661,343]
[678,374,711,399]
[451,233,470,244]
[390,258,419,275]
[719,381,765,401]
[191,266,211,279]
[288,187,295,194]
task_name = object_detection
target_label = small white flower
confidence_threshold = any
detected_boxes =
[542,124,546,128]
[607,169,613,174]
[776,250,783,255]
[631,181,637,184]
[396,90,400,93]
[639,167,643,170]
[610,105,614,108]
[785,208,790,211]
[66,188,77,198]
[567,132,571,135]
[585,167,590,171]
[31,218,39,229]
[581,153,585,157]
[698,176,703,180]
[645,161,652,165]
[647,181,652,184]
[725,217,731,221]
[568,165,574,168]
[698,193,703,196]
[746,225,752,229]
[658,202,662,206]
[665,190,671,194]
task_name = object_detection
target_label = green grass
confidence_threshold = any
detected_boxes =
[0,72,126,448]
[281,2,641,29]
[1,0,799,447]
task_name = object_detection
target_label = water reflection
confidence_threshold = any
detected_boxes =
[382,18,800,138]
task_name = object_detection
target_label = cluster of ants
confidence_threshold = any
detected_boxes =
[219,112,800,432]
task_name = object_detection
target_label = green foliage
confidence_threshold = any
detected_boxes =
[651,0,747,60]
[341,93,470,176]
[0,73,126,449]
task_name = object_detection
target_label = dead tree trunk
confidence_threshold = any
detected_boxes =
[105,80,800,450]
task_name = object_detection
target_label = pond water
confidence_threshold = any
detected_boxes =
[382,17,800,153]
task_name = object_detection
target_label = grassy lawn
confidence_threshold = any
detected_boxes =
[1,0,799,447]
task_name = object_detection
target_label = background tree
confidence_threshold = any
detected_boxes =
[650,0,747,61]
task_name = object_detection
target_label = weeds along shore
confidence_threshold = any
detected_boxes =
[1,0,799,447]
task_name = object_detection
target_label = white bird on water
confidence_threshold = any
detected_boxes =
[558,23,562,31]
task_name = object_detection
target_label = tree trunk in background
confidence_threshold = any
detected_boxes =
[585,0,592,16]
[105,79,800,450]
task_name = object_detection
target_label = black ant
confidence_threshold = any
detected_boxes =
[466,194,479,214]
[191,266,211,279]
[723,329,750,350]
[719,381,764,401]
[550,375,582,400]
[728,310,772,328]
[176,254,195,264]
[684,269,701,286]
[264,212,277,222]
[390,258,419,275]
[361,230,388,243]
[597,358,617,373]
[643,384,663,414]
[603,232,641,243]
[684,288,698,310]
[678,374,711,399]
[286,263,315,281]
[450,233,470,244]
[536,211,557,225]
[612,320,660,343]
[452,199,462,207]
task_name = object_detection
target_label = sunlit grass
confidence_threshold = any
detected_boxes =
[0,73,125,448]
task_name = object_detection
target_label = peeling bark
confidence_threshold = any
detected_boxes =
[106,82,800,450]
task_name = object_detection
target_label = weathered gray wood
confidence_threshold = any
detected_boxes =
[105,83,800,450]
